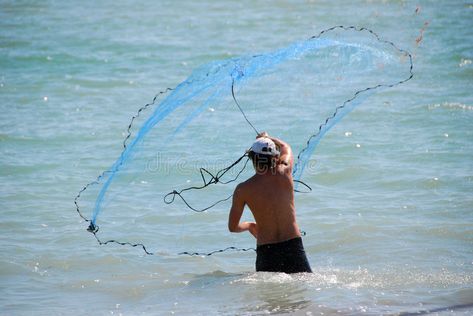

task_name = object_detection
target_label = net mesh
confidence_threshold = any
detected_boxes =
[75,26,413,256]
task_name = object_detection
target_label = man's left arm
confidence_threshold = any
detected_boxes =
[228,184,258,238]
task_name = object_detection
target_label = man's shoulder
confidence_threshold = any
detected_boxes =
[235,176,257,193]
[238,176,255,188]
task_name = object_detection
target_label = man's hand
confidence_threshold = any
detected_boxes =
[257,131,269,139]
[229,220,258,239]
[247,222,258,239]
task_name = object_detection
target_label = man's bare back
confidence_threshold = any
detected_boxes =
[232,160,301,245]
[228,133,301,244]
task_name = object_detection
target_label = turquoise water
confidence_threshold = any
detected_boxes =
[1,0,472,315]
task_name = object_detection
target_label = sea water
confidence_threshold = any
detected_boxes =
[1,0,472,315]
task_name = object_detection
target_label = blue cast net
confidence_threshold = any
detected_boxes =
[75,26,413,256]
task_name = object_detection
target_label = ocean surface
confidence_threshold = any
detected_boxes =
[1,0,472,315]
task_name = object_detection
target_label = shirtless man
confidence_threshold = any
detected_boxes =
[228,132,312,273]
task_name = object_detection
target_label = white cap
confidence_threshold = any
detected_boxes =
[249,137,280,156]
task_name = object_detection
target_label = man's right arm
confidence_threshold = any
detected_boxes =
[270,136,293,169]
[256,131,294,171]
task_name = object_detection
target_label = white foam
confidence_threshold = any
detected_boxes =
[459,58,472,67]
[428,102,473,111]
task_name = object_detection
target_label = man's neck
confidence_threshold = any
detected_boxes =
[254,168,277,176]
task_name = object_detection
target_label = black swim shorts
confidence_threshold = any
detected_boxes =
[256,237,312,274]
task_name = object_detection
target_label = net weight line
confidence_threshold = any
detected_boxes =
[293,25,414,179]
[75,25,414,256]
